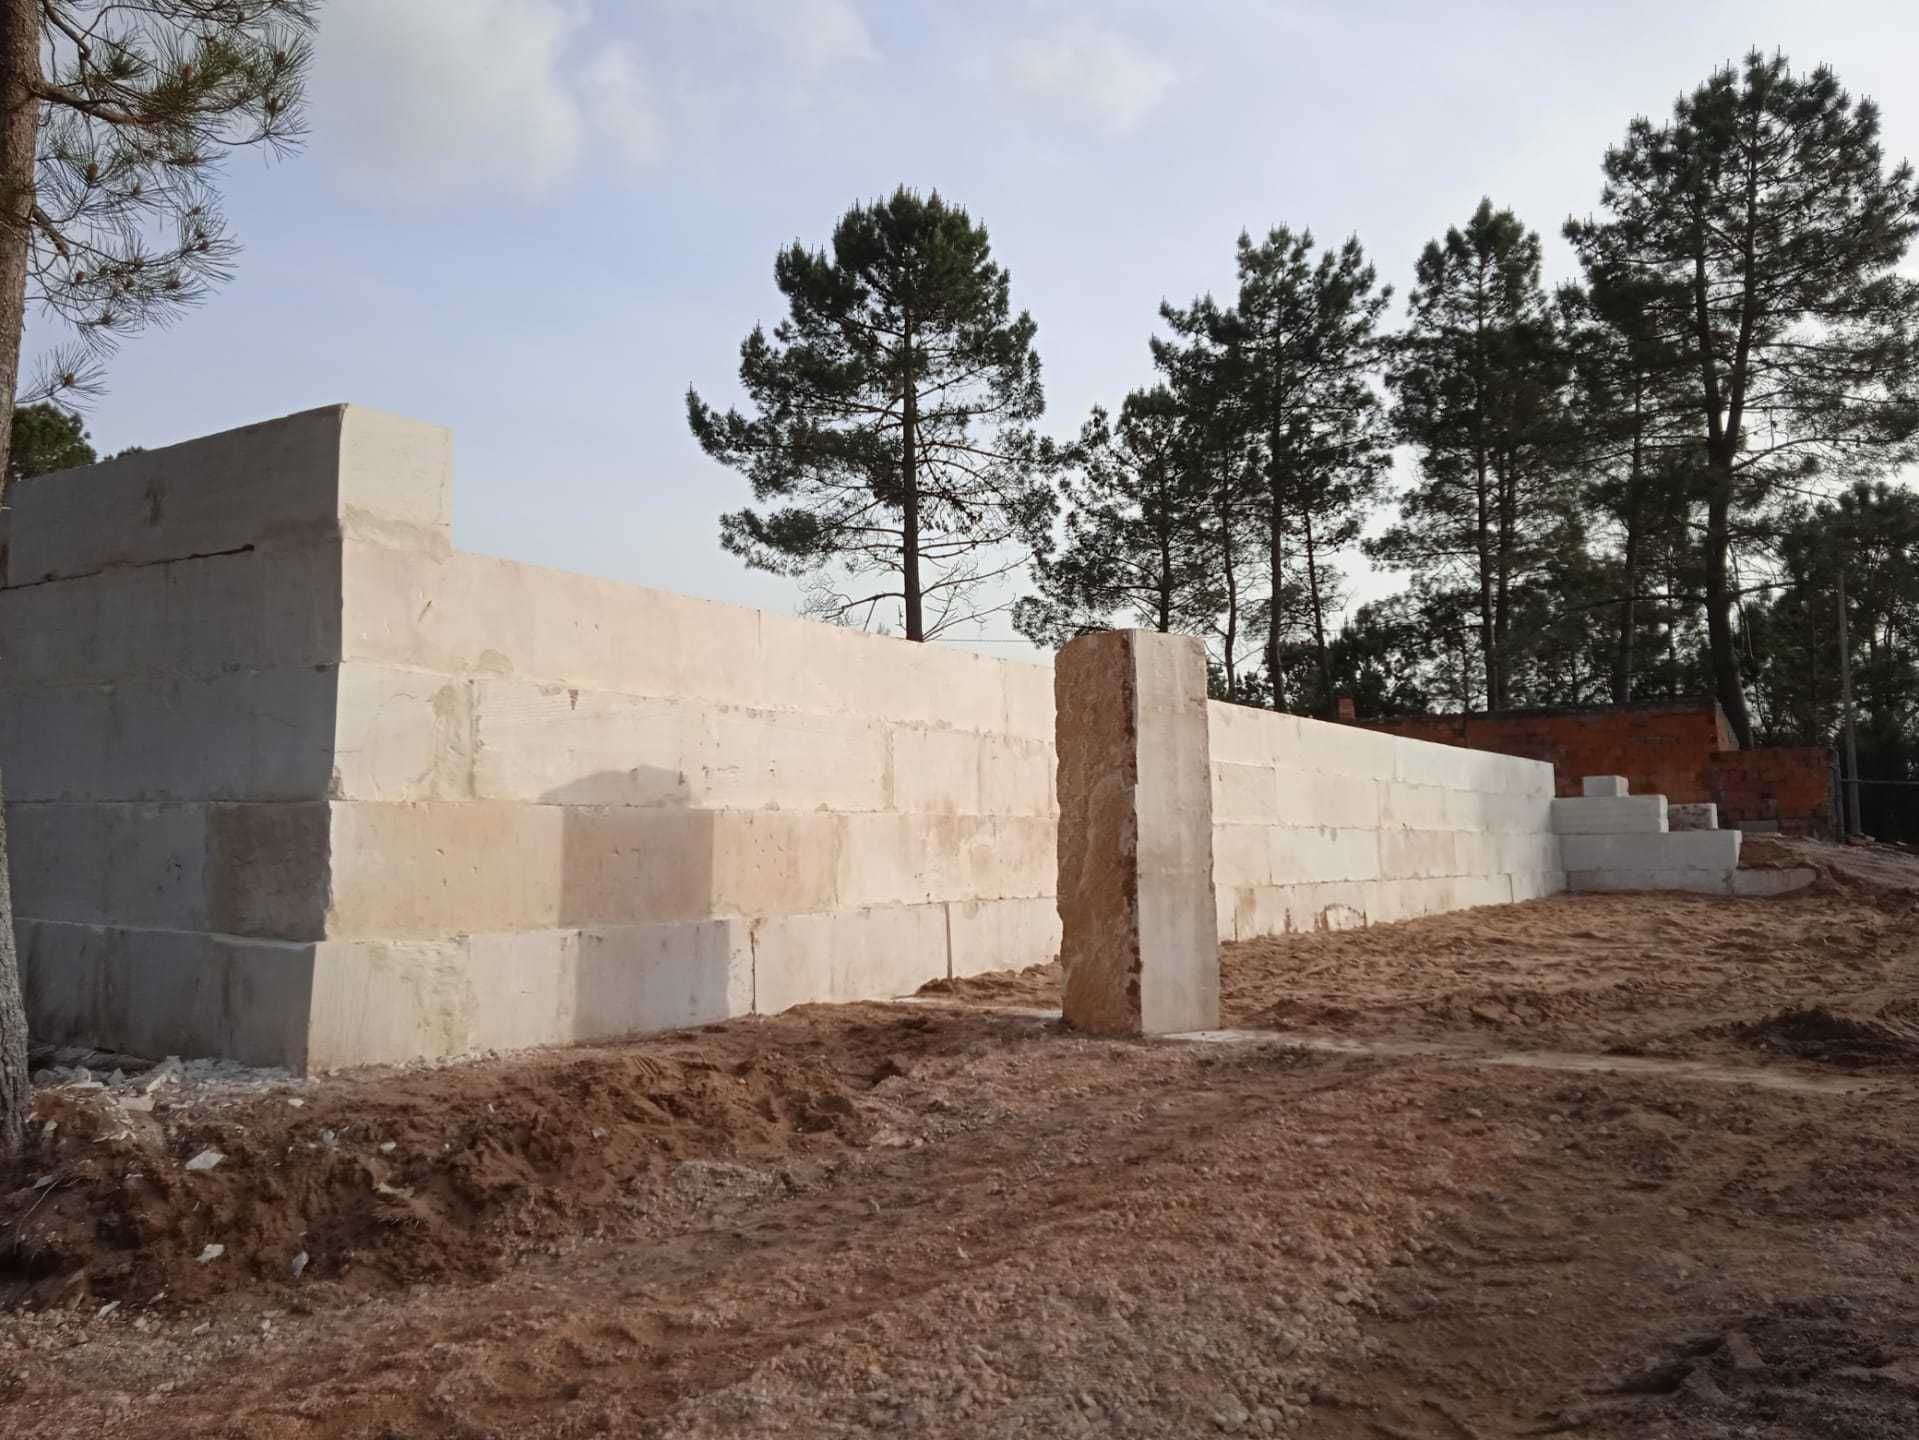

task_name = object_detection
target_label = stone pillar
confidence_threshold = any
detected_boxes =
[1054,630,1218,1035]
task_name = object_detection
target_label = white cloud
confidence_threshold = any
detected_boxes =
[742,0,877,69]
[1012,20,1176,136]
[579,45,663,172]
[316,0,662,200]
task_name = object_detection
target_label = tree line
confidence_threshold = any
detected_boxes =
[693,51,1919,775]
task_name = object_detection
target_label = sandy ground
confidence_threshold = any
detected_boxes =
[4,839,1918,1438]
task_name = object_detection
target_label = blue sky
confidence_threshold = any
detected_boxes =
[33,0,1919,654]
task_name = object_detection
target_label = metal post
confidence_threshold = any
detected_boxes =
[1837,565,1861,838]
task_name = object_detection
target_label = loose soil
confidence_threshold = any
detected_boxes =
[4,840,1917,1438]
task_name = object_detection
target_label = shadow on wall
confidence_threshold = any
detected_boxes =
[538,769,733,1044]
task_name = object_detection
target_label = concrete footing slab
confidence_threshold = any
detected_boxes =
[1731,867,1819,897]
[1562,829,1741,874]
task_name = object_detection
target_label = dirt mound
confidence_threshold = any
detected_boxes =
[0,1015,941,1309]
[1722,1005,1919,1067]
[917,962,1058,1006]
[1743,835,1919,909]
[1586,1297,1919,1439]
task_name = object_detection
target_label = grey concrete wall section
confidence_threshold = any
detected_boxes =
[3,404,1063,1070]
[1,404,449,585]
[1055,631,1218,1036]
[19,919,318,1068]
[1208,702,1565,940]
[9,402,1758,1072]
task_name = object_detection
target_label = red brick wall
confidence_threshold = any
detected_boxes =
[1359,701,1735,801]
[1708,747,1836,836]
[1355,701,1836,837]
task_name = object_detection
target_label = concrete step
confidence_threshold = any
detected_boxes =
[1550,795,1668,835]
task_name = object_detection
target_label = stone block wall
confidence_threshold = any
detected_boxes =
[1207,701,1565,940]
[1,406,1059,1070]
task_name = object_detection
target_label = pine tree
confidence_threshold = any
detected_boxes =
[0,1,316,1161]
[1560,274,1702,704]
[1162,229,1391,715]
[688,189,1051,642]
[1013,385,1219,645]
[6,399,94,491]
[1567,51,1919,746]
[1150,317,1264,700]
[1373,199,1572,713]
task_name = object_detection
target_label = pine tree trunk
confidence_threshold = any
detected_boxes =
[1492,461,1515,713]
[0,0,39,1162]
[0,775,25,1162]
[1219,487,1239,697]
[1474,493,1495,714]
[1704,477,1753,747]
[900,323,923,642]
[1612,521,1639,706]
[1156,532,1172,632]
[1266,496,1286,713]
[1302,509,1332,715]
[1612,391,1645,706]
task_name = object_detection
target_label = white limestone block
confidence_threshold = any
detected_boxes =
[1213,822,1274,890]
[947,896,1061,978]
[336,405,454,550]
[1275,767,1382,830]
[458,920,753,1054]
[1494,832,1564,875]
[1270,825,1383,885]
[304,935,478,1068]
[751,903,950,1014]
[1203,698,1288,766]
[891,726,984,815]
[1211,761,1280,825]
[978,735,1057,818]
[1378,827,1458,880]
[1377,781,1462,832]
[1230,881,1376,940]
[1582,775,1630,797]
[698,706,891,813]
[1550,795,1669,835]
[333,664,476,802]
[999,662,1057,746]
[1372,876,1461,924]
[1293,715,1402,779]
[469,680,695,806]
[1508,870,1570,902]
